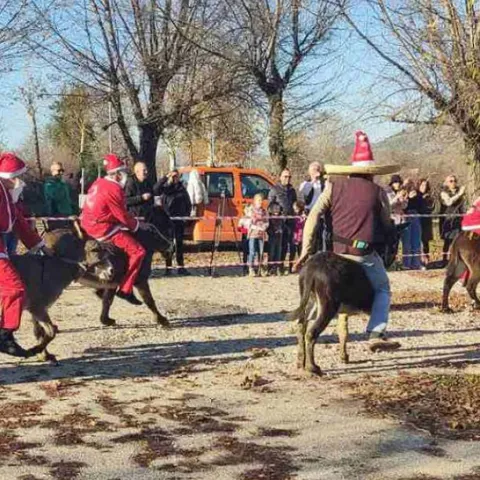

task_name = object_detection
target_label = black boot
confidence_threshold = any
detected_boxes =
[0,329,31,358]
[116,291,142,306]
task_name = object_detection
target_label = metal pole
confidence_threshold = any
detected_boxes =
[108,97,113,152]
[81,168,85,196]
[208,121,215,167]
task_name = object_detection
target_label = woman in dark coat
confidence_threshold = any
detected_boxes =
[439,175,466,266]
[418,178,435,266]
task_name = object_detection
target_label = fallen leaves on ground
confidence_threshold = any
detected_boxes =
[350,373,480,440]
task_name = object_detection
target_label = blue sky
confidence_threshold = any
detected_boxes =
[0,5,405,151]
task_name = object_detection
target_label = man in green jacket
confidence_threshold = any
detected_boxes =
[44,162,76,230]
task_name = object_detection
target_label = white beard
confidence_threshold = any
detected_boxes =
[9,179,25,204]
[119,172,128,189]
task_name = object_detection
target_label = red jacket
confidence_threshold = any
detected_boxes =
[0,181,43,258]
[81,177,139,241]
[462,197,480,234]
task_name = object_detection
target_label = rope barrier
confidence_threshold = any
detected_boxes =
[26,213,467,221]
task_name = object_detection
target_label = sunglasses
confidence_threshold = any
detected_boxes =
[54,169,65,174]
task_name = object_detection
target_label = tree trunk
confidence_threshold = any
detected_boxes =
[468,143,480,202]
[139,123,161,182]
[267,92,287,172]
[30,108,43,179]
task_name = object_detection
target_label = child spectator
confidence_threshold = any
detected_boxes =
[238,204,252,275]
[267,202,284,276]
[292,200,307,266]
[247,194,269,277]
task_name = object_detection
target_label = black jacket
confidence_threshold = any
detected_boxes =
[268,183,297,216]
[125,175,154,218]
[154,177,192,218]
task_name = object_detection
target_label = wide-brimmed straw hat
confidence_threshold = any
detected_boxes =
[325,131,399,176]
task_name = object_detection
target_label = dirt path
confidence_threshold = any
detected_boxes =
[1,270,480,479]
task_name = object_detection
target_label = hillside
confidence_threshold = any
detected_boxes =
[373,125,468,184]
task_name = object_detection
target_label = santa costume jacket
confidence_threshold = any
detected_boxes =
[81,177,139,241]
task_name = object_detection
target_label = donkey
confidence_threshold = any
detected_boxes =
[45,208,174,328]
[289,224,407,375]
[441,231,480,312]
[11,232,116,362]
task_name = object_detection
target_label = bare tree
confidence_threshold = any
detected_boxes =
[19,78,46,179]
[188,0,345,172]
[0,1,33,73]
[344,0,480,196]
[29,0,240,180]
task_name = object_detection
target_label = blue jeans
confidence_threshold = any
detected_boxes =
[343,251,391,335]
[248,238,264,266]
[401,216,422,269]
[2,233,18,256]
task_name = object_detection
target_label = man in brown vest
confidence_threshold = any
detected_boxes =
[296,131,401,352]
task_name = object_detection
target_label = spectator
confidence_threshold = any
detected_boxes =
[238,204,252,276]
[386,174,408,225]
[43,162,76,230]
[439,174,466,265]
[266,202,284,276]
[292,200,307,263]
[418,178,435,266]
[125,162,154,218]
[247,193,269,277]
[299,161,330,252]
[299,162,325,211]
[154,169,192,275]
[65,172,80,214]
[401,178,423,270]
[268,168,297,274]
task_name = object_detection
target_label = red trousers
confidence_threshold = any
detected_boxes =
[108,231,146,294]
[0,259,25,331]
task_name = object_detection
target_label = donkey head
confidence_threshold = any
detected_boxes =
[84,240,116,282]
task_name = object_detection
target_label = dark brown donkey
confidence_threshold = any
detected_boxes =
[441,231,480,312]
[45,209,174,328]
[11,232,115,362]
[288,224,407,375]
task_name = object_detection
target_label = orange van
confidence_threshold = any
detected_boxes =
[178,166,276,243]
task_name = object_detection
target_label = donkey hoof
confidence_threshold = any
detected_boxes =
[340,354,350,364]
[440,307,454,314]
[156,316,171,328]
[101,317,116,327]
[305,364,323,376]
[37,351,57,363]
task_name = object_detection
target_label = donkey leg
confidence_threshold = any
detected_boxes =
[441,268,463,313]
[337,313,349,364]
[304,297,338,376]
[100,289,117,326]
[466,274,480,310]
[135,280,170,328]
[31,311,58,362]
[296,297,316,369]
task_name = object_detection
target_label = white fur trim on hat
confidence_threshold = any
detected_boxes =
[352,160,375,166]
[0,165,27,179]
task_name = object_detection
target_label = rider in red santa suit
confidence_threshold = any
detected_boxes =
[0,153,54,356]
[81,154,146,306]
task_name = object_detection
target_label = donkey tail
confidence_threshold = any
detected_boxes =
[286,273,316,324]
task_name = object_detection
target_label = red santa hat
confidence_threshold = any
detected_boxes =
[103,154,127,174]
[0,152,27,179]
[351,131,374,165]
[325,130,399,176]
